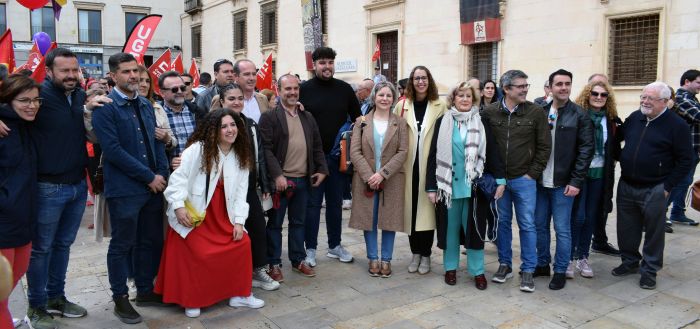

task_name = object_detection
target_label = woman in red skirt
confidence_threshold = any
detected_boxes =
[155,108,264,318]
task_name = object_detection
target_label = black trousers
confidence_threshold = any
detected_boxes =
[245,187,268,269]
[408,156,433,257]
[616,180,666,277]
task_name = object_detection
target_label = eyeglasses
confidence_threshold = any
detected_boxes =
[14,97,43,106]
[413,76,428,82]
[510,84,530,90]
[167,85,187,93]
[590,91,609,98]
[640,95,667,102]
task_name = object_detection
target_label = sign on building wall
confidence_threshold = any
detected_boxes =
[460,0,501,45]
[335,59,357,73]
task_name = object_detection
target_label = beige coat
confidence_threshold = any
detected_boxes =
[349,112,409,233]
[392,97,447,232]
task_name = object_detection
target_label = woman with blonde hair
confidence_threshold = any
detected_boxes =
[137,65,177,150]
[349,81,408,278]
[426,81,505,289]
[569,80,622,278]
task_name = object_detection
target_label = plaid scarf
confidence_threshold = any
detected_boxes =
[435,106,486,207]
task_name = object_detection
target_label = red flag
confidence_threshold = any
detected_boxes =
[170,53,184,74]
[0,29,16,73]
[371,39,381,62]
[15,43,43,73]
[30,42,57,83]
[122,14,162,65]
[256,54,273,91]
[188,58,200,88]
[147,49,171,95]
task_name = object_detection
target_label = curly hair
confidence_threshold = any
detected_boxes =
[574,80,618,121]
[446,81,481,109]
[186,108,252,174]
[405,65,439,102]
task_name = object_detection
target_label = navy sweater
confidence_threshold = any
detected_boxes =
[30,79,88,184]
[0,105,37,248]
[620,109,693,192]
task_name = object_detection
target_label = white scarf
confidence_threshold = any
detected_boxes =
[435,106,486,207]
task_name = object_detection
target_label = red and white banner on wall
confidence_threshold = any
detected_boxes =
[461,18,501,45]
[122,14,162,65]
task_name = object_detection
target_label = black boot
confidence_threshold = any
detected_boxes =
[113,295,142,324]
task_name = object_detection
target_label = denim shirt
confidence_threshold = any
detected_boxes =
[92,88,169,198]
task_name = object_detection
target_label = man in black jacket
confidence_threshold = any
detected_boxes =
[534,69,594,290]
[613,81,693,290]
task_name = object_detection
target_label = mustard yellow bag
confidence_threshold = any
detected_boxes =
[184,199,205,227]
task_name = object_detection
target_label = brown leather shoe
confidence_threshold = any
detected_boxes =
[293,261,316,277]
[474,274,487,290]
[444,270,457,285]
[267,264,284,282]
[380,261,392,278]
[368,260,380,277]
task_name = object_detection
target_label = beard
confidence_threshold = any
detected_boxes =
[640,106,653,115]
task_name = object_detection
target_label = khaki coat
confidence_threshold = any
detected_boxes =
[392,97,447,232]
[348,111,409,233]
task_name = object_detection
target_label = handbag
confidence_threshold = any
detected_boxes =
[474,173,497,200]
[93,156,104,195]
[690,180,700,212]
[338,130,353,173]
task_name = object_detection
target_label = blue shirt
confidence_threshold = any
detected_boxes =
[164,103,196,157]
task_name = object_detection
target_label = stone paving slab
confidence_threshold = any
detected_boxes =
[8,200,700,329]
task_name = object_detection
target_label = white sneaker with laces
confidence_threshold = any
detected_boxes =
[576,258,594,278]
[185,308,200,318]
[566,261,575,279]
[326,245,353,263]
[252,267,281,290]
[305,248,317,267]
[13,318,21,328]
[229,294,265,309]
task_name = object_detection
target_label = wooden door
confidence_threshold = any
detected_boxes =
[377,31,398,84]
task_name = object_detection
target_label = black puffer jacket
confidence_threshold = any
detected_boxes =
[542,100,595,188]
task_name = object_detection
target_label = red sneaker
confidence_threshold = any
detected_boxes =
[293,261,316,277]
[267,264,284,282]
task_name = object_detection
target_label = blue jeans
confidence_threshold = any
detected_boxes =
[106,193,164,297]
[363,194,396,261]
[496,175,537,273]
[26,179,87,308]
[667,157,698,219]
[535,185,574,273]
[306,154,344,250]
[267,177,309,266]
[571,178,603,260]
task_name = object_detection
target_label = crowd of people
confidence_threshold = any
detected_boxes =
[0,44,698,328]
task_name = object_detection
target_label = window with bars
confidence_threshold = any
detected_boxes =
[125,13,145,38]
[469,42,498,82]
[78,10,102,44]
[191,25,202,58]
[608,14,659,86]
[233,11,247,51]
[31,7,56,42]
[260,2,277,45]
[0,4,6,33]
[320,0,327,35]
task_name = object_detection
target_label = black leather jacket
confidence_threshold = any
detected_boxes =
[542,100,595,188]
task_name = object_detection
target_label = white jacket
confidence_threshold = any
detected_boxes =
[164,142,250,238]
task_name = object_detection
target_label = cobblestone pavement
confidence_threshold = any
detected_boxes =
[9,201,700,329]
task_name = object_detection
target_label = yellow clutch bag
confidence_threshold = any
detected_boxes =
[184,199,206,227]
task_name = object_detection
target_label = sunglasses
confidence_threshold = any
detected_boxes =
[591,91,609,98]
[167,85,187,93]
[183,81,191,86]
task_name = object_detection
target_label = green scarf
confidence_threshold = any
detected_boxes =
[589,109,605,156]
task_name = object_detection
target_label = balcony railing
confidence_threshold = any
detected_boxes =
[184,0,202,13]
[30,26,56,42]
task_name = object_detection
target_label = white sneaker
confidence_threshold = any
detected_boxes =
[229,294,265,309]
[326,245,354,263]
[342,199,352,210]
[566,261,575,279]
[13,318,22,328]
[185,308,200,318]
[252,267,280,291]
[305,249,317,267]
[576,258,594,278]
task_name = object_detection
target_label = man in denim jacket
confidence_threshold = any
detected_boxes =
[92,53,169,325]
